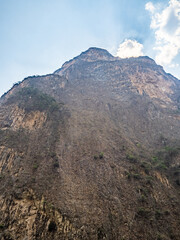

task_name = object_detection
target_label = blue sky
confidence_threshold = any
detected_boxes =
[0,0,180,97]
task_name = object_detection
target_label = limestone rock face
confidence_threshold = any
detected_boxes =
[0,48,180,240]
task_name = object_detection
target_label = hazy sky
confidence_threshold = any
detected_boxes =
[0,0,180,97]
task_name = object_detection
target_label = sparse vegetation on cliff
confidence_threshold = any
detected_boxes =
[0,48,179,240]
[6,87,60,113]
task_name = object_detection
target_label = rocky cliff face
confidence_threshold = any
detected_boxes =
[0,48,180,240]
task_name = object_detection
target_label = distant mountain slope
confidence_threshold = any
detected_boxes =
[0,48,179,240]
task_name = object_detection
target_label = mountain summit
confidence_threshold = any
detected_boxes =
[77,47,115,61]
[0,48,180,240]
[54,47,115,76]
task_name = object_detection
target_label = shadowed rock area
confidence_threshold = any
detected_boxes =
[0,47,180,240]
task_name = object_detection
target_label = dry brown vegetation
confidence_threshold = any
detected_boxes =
[0,48,179,239]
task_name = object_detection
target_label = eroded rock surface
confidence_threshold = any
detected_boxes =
[0,48,180,239]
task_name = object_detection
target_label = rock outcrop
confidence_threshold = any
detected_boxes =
[0,48,180,239]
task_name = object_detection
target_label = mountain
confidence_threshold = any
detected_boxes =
[0,47,180,240]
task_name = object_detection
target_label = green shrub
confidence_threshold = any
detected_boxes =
[136,143,141,148]
[127,172,131,180]
[99,152,104,159]
[146,176,153,184]
[156,163,167,170]
[137,207,150,217]
[141,162,152,174]
[7,87,59,113]
[164,146,179,157]
[12,81,21,87]
[0,174,4,180]
[141,194,146,202]
[33,163,39,169]
[133,173,141,180]
[125,171,131,180]
[0,223,5,229]
[152,156,159,163]
[155,209,163,220]
[126,153,137,162]
[32,177,36,183]
[50,152,56,158]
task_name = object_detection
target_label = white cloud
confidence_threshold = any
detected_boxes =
[116,39,144,58]
[169,63,179,68]
[145,2,155,13]
[145,0,180,66]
